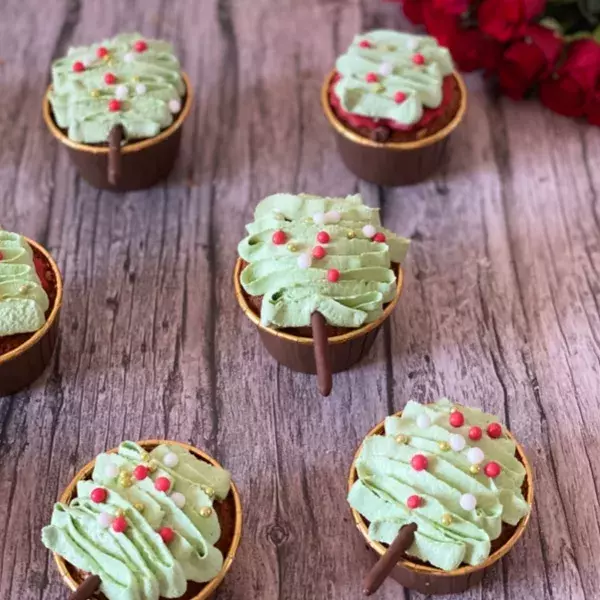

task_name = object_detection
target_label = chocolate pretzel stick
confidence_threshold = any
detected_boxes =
[363,523,417,596]
[68,574,101,600]
[311,311,332,397]
[107,124,124,186]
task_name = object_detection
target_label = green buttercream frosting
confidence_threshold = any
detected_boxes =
[348,399,530,571]
[238,193,410,329]
[42,442,232,600]
[49,33,185,143]
[0,230,49,337]
[334,30,454,127]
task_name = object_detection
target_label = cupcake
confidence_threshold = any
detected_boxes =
[42,440,242,600]
[348,399,533,595]
[0,229,62,396]
[321,30,467,186]
[43,33,192,190]
[235,192,409,395]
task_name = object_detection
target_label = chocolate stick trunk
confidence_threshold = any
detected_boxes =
[107,124,124,186]
[68,574,101,600]
[311,311,332,396]
[363,523,417,596]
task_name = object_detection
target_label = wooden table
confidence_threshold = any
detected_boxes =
[1,1,599,599]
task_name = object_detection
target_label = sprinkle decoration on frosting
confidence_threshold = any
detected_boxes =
[41,442,232,600]
[49,33,185,144]
[348,399,530,572]
[238,193,410,329]
[332,30,454,129]
[0,230,49,338]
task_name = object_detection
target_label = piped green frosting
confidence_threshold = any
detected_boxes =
[0,230,49,337]
[49,33,185,143]
[334,30,454,127]
[348,399,530,571]
[238,193,410,329]
[41,442,232,600]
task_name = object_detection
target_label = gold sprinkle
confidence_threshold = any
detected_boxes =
[140,451,150,462]
[148,460,158,473]
[118,471,133,488]
[441,513,453,526]
[103,53,111,62]
[90,89,100,98]
[438,441,450,452]
[202,486,215,499]
[469,465,481,474]
[286,243,297,252]
[304,217,313,224]
[19,284,30,294]
[373,82,385,94]
[199,506,213,518]
[131,75,140,82]
[395,434,409,445]
[106,58,114,67]
[134,503,145,513]
[346,231,356,240]
[115,508,125,518]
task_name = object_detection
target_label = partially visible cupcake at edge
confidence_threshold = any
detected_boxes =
[42,441,236,600]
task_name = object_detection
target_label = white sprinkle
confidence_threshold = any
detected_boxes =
[313,212,326,225]
[449,434,466,452]
[163,452,179,468]
[416,414,431,429]
[362,224,376,238]
[467,447,485,465]
[81,55,93,68]
[170,491,186,508]
[459,493,477,511]
[115,84,129,100]
[168,99,181,114]
[123,52,135,63]
[135,83,147,95]
[297,253,312,269]
[104,463,119,478]
[378,61,393,77]
[324,210,341,224]
[97,512,113,528]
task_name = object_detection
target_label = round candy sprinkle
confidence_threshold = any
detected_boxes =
[154,477,171,492]
[168,99,181,114]
[72,61,85,73]
[97,512,113,528]
[394,91,407,103]
[123,52,135,63]
[134,503,145,513]
[484,461,501,478]
[449,411,465,428]
[362,224,376,238]
[272,230,286,245]
[449,434,466,452]
[297,253,312,269]
[316,231,330,244]
[438,441,450,451]
[133,39,148,53]
[406,495,422,509]
[411,454,428,471]
[378,62,393,77]
[487,423,502,439]
[104,72,116,85]
[346,231,356,239]
[135,83,147,95]
[365,72,378,83]
[163,452,179,468]
[112,515,127,533]
[325,210,341,224]
[416,414,431,429]
[312,246,326,260]
[467,447,485,465]
[159,526,174,543]
[133,465,149,481]
[286,243,296,252]
[82,56,93,68]
[359,40,372,48]
[202,486,215,498]
[441,513,453,526]
[313,212,326,225]
[108,99,121,112]
[96,46,108,59]
[115,84,129,100]
[104,462,119,478]
[373,232,386,243]
[412,53,425,65]
[199,506,213,518]
[171,491,186,508]
[459,493,477,511]
[395,434,409,444]
[470,464,481,474]
[90,488,107,503]
[468,426,483,441]
[327,269,340,283]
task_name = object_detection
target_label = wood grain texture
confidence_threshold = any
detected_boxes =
[0,1,599,599]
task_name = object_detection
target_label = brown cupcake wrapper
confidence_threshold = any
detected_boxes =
[53,440,243,600]
[321,70,468,186]
[347,408,535,595]
[42,73,193,191]
[0,238,63,397]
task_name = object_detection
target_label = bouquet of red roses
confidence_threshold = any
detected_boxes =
[395,0,600,125]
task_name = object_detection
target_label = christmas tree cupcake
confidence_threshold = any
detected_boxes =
[235,192,409,396]
[321,30,467,186]
[43,33,192,190]
[348,399,533,595]
[42,440,242,600]
[0,229,62,396]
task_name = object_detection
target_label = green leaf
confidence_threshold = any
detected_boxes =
[540,17,564,34]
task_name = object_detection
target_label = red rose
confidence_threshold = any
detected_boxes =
[401,0,428,24]
[432,0,470,14]
[586,86,600,126]
[540,40,600,117]
[498,25,563,99]
[478,0,546,42]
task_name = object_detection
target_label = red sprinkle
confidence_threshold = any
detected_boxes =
[411,454,428,471]
[372,232,386,243]
[104,72,116,85]
[112,515,127,533]
[90,487,107,503]
[394,91,407,104]
[327,269,340,283]
[108,99,121,112]
[316,231,330,244]
[365,72,378,83]
[96,46,108,58]
[159,526,175,543]
[487,423,502,439]
[449,411,465,428]
[412,53,426,65]
[133,40,148,53]
[154,477,171,492]
[312,246,326,259]
[468,426,483,441]
[484,461,501,478]
[406,495,422,509]
[359,40,372,48]
[272,230,286,245]
[72,61,85,73]
[133,465,149,481]
[0,251,4,261]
